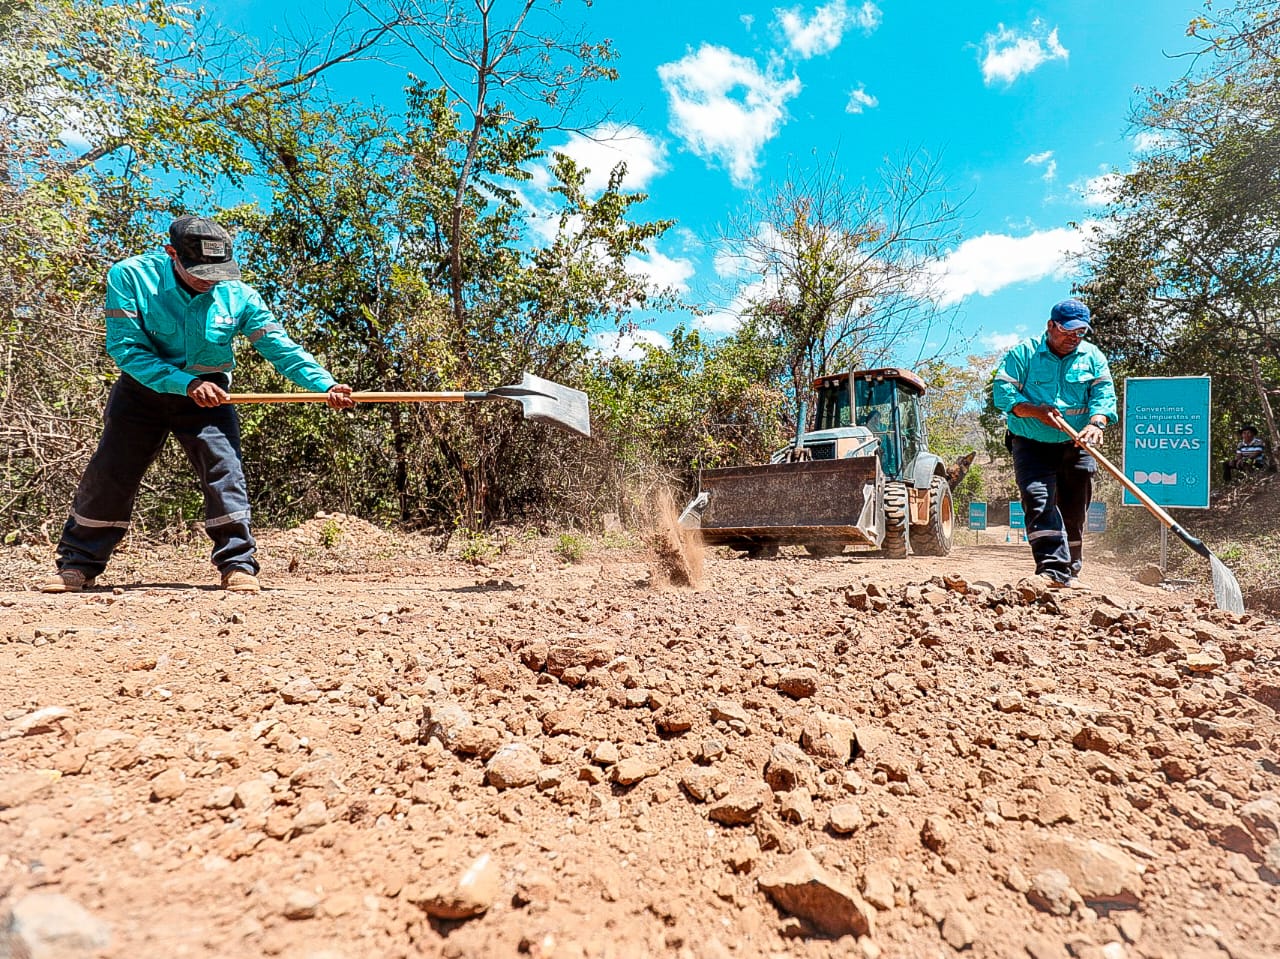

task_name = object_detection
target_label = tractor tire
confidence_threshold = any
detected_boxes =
[882,480,910,558]
[804,543,844,558]
[911,475,955,557]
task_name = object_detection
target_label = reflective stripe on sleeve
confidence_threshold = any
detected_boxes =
[995,371,1023,389]
[190,363,233,373]
[246,322,284,344]
[71,510,130,529]
[205,510,251,528]
[105,309,138,319]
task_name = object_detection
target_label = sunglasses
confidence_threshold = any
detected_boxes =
[1051,321,1088,338]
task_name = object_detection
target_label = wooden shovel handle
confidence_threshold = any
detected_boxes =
[226,392,487,404]
[1049,411,1185,536]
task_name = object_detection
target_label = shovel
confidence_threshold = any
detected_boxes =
[227,371,591,438]
[1050,412,1243,613]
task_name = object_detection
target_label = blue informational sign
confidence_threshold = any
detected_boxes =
[968,503,987,530]
[1122,377,1211,509]
[1008,502,1025,529]
[1086,502,1107,532]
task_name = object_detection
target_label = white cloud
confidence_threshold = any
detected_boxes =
[928,227,1092,305]
[1078,172,1122,206]
[531,124,667,196]
[697,277,770,334]
[981,330,1027,353]
[776,1,882,60]
[1024,150,1057,182]
[592,328,671,361]
[845,85,878,114]
[981,21,1068,85]
[518,124,667,244]
[658,44,802,187]
[626,242,696,294]
[1132,130,1175,154]
[853,1,882,31]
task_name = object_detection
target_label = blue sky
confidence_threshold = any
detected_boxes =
[222,0,1204,368]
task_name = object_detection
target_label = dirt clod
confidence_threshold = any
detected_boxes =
[645,488,704,588]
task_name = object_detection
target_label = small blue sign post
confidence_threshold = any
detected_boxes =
[1122,377,1211,509]
[1086,502,1107,533]
[1007,501,1026,542]
[968,502,987,544]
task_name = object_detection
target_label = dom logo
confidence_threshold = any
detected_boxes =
[1134,470,1177,485]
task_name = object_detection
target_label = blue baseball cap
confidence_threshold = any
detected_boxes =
[1050,299,1091,331]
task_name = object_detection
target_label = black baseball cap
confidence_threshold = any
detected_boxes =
[168,216,241,282]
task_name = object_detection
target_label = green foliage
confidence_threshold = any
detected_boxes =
[320,519,342,549]
[599,529,638,550]
[578,325,788,517]
[456,529,499,565]
[554,533,586,563]
[917,354,1000,503]
[3,0,687,537]
[1079,0,1280,475]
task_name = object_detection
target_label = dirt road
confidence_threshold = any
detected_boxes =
[2,519,1277,958]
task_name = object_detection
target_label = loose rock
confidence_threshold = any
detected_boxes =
[758,849,876,938]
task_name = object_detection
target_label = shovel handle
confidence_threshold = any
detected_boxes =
[226,392,490,404]
[1049,412,1210,558]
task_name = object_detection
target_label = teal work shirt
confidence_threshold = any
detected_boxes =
[104,251,337,396]
[992,334,1117,443]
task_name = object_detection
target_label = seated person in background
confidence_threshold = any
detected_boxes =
[1223,425,1267,481]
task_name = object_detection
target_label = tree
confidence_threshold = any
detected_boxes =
[2,0,677,536]
[375,0,619,329]
[721,150,965,410]
[1078,0,1280,467]
[918,354,998,504]
[580,326,787,521]
[0,0,415,532]
[222,60,674,529]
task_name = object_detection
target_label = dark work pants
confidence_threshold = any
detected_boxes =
[55,375,258,579]
[1010,435,1096,583]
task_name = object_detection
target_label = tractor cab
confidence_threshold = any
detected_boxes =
[809,368,929,479]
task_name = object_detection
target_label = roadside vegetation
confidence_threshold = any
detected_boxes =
[2,0,1276,576]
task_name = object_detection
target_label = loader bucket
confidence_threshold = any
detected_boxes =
[689,457,882,550]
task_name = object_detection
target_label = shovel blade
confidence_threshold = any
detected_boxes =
[494,372,591,438]
[1209,555,1245,614]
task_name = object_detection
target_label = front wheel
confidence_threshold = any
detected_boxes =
[911,475,954,556]
[882,480,910,558]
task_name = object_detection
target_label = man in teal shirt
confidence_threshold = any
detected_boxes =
[992,299,1117,588]
[43,216,354,594]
